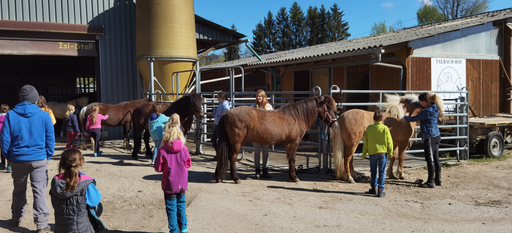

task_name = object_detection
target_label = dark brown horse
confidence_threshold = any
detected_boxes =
[215,95,338,184]
[79,98,152,149]
[131,93,203,159]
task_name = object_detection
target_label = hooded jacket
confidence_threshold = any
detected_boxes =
[1,102,55,163]
[61,113,80,133]
[154,139,191,195]
[50,173,102,233]
[404,100,441,139]
[148,114,170,141]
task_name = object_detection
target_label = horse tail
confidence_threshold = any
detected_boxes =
[331,121,345,180]
[79,106,87,132]
[383,94,405,119]
[216,116,230,176]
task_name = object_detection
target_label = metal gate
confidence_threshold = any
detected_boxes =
[328,85,470,171]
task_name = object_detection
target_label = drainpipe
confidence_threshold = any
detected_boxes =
[246,41,278,90]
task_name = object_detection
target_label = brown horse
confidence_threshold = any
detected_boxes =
[332,94,445,183]
[215,95,338,184]
[79,98,152,149]
[131,93,203,159]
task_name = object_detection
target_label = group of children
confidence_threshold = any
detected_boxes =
[49,112,190,233]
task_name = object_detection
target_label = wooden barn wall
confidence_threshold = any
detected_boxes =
[332,66,345,103]
[409,57,431,90]
[282,71,294,99]
[410,57,501,117]
[370,61,402,103]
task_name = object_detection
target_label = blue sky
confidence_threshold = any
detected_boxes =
[195,0,511,41]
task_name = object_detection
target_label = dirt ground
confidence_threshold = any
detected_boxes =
[1,139,511,233]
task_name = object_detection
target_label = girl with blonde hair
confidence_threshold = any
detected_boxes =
[251,89,273,179]
[154,113,190,233]
[61,104,81,150]
[85,105,109,156]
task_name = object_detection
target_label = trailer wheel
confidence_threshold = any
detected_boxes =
[484,131,504,158]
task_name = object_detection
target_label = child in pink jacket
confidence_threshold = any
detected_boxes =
[154,113,191,233]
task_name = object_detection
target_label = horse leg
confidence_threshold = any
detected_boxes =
[285,142,300,182]
[386,147,398,179]
[397,147,406,179]
[144,128,152,158]
[344,144,357,183]
[230,144,242,184]
[132,126,142,159]
[123,123,130,147]
[214,161,222,183]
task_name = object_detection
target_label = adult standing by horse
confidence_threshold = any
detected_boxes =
[403,92,443,188]
[85,105,109,157]
[1,84,55,233]
[251,90,273,179]
[36,95,56,126]
[207,91,231,154]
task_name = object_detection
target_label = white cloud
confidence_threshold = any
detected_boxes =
[381,2,394,8]
[419,0,433,5]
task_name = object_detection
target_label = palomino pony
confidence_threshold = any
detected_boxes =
[332,94,445,183]
[215,95,338,184]
[48,96,89,119]
[79,98,152,149]
[131,93,203,159]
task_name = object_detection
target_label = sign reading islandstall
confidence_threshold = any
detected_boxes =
[0,40,97,57]
[431,58,466,111]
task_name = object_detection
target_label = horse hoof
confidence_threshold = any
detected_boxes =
[348,177,356,184]
[215,179,221,183]
[234,178,242,184]
[293,178,300,183]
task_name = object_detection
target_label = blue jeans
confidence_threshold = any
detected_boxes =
[370,153,387,191]
[152,140,162,163]
[165,194,187,233]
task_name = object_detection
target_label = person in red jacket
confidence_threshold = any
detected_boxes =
[154,113,191,233]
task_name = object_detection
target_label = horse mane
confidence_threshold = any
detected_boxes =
[165,93,202,116]
[430,92,445,115]
[277,96,321,124]
[383,94,405,119]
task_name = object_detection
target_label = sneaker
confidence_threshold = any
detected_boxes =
[378,190,386,198]
[6,166,12,173]
[181,225,189,233]
[365,188,377,194]
[435,180,442,186]
[94,153,97,157]
[420,182,436,188]
[36,225,51,233]
[98,151,103,155]
[11,220,20,227]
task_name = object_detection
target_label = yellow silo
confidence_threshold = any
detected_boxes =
[136,0,197,99]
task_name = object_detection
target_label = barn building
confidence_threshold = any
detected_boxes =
[205,8,512,118]
[0,0,245,139]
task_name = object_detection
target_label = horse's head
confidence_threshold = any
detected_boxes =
[188,93,204,119]
[317,95,338,127]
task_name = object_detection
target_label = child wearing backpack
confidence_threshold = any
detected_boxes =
[50,149,106,232]
[154,113,191,233]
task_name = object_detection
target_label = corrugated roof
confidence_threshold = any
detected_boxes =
[206,8,512,68]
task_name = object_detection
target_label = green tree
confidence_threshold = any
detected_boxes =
[306,6,319,46]
[370,21,395,35]
[263,11,276,52]
[275,7,292,51]
[433,0,490,19]
[417,4,445,25]
[251,21,267,54]
[317,5,329,44]
[328,3,350,42]
[289,2,306,49]
[224,24,241,61]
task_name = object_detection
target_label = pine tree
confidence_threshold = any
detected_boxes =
[306,6,319,46]
[328,3,351,41]
[275,7,292,51]
[317,5,329,44]
[252,21,266,54]
[224,24,241,61]
[263,11,276,52]
[289,2,306,49]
